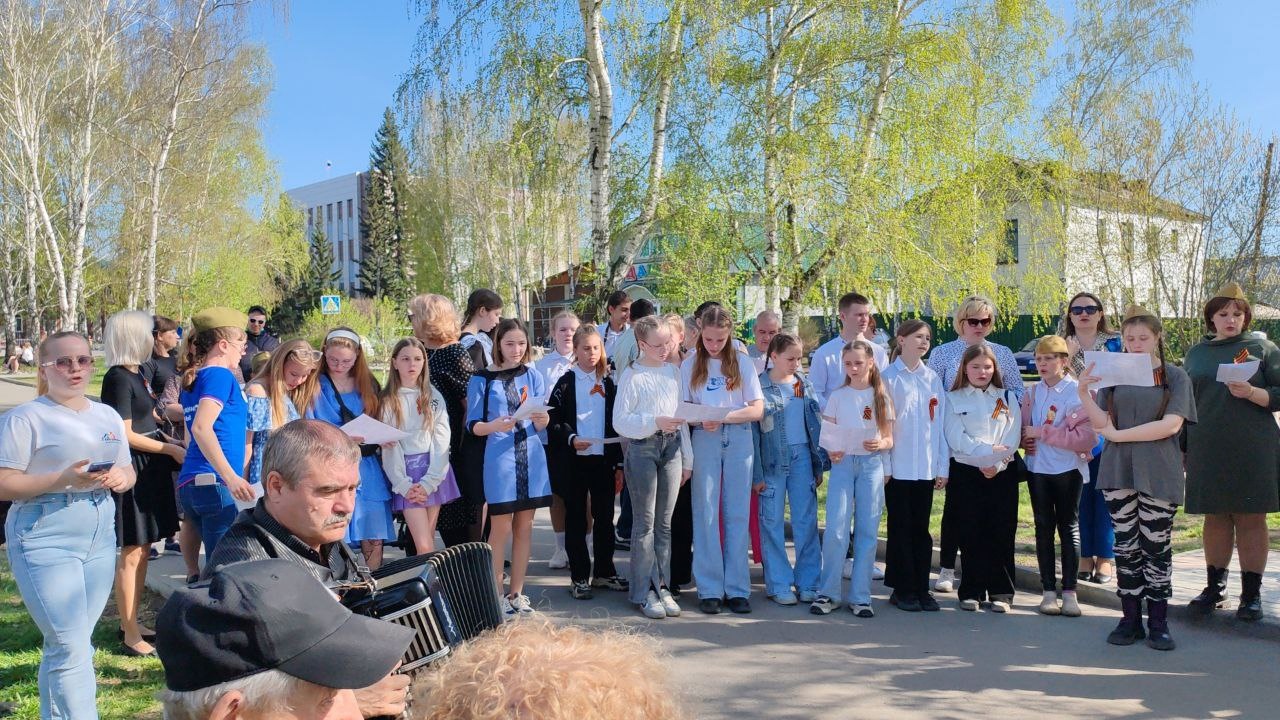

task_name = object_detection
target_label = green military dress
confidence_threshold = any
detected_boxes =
[1183,333,1280,514]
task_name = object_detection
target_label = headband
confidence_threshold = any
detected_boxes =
[325,329,362,346]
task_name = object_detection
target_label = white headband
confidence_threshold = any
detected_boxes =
[325,329,362,346]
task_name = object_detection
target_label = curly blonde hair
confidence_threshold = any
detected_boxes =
[410,621,683,720]
[409,293,462,345]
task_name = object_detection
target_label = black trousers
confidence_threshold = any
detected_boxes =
[884,479,935,597]
[669,481,693,586]
[939,466,960,570]
[557,455,619,583]
[950,462,1018,602]
[1027,470,1083,591]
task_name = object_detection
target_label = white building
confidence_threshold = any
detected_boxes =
[286,172,367,295]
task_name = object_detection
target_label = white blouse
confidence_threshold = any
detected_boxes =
[614,362,693,470]
[943,385,1021,470]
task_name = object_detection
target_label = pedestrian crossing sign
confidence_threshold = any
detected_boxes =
[320,295,341,315]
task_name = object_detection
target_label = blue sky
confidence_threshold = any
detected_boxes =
[251,1,1279,192]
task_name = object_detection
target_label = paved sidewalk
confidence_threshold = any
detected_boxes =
[0,375,35,413]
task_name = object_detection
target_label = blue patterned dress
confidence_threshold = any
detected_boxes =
[466,366,552,515]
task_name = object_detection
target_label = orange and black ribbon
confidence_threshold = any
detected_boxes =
[1153,367,1165,386]
[1234,348,1252,364]
[793,380,804,398]
[928,396,938,421]
[1045,404,1057,425]
[862,405,873,421]
[992,397,1008,419]
[590,382,605,398]
[519,386,528,405]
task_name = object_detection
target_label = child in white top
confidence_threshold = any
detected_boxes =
[614,316,693,619]
[812,340,894,618]
[881,320,947,612]
[381,338,456,555]
[943,343,1022,613]
[534,310,580,568]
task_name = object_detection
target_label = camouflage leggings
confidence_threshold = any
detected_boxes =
[1103,489,1178,601]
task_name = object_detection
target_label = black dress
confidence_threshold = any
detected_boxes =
[427,342,482,534]
[101,365,180,546]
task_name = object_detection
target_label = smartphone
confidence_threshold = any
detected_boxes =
[86,461,114,473]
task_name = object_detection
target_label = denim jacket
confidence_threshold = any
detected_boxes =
[752,369,831,484]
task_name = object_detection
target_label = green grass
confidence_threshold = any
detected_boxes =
[0,555,164,719]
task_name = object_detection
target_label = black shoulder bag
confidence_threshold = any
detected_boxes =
[325,375,380,458]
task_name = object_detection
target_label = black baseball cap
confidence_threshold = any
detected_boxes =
[157,559,415,692]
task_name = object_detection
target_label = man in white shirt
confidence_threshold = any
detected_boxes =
[809,292,889,405]
[597,290,632,356]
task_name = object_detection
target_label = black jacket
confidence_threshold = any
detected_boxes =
[240,329,281,378]
[547,370,623,471]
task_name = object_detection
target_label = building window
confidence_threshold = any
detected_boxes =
[337,201,343,240]
[998,219,1019,265]
[347,199,354,245]
[1143,224,1160,258]
[1096,218,1106,248]
[1120,221,1134,259]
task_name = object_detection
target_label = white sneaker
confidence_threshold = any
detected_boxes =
[548,548,569,570]
[509,593,534,615]
[658,588,682,617]
[1039,591,1061,616]
[641,590,667,619]
[842,558,854,579]
[499,594,516,619]
[959,598,979,611]
[1060,591,1082,617]
[872,564,885,580]
[934,568,957,593]
[990,599,1011,614]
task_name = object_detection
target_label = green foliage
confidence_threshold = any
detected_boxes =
[273,226,341,335]
[297,296,412,362]
[359,108,415,303]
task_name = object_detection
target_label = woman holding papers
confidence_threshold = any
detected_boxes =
[310,327,393,569]
[380,338,457,556]
[548,325,629,601]
[811,340,893,618]
[881,320,948,613]
[752,332,830,607]
[681,306,764,615]
[942,344,1022,614]
[1183,283,1280,622]
[1076,306,1195,651]
[467,319,552,616]
[1060,291,1121,585]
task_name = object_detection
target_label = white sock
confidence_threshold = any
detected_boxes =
[555,532,565,552]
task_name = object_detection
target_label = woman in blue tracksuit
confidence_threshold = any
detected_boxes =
[753,332,829,606]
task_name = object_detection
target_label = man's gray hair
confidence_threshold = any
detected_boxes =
[161,669,307,719]
[261,419,360,489]
[755,310,781,325]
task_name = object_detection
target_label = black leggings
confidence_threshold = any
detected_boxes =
[951,462,1018,601]
[559,455,619,583]
[669,481,693,586]
[1028,470,1083,591]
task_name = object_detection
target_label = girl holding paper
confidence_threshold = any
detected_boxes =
[1183,283,1280,623]
[311,328,393,570]
[812,340,894,618]
[943,344,1022,614]
[752,332,830,607]
[681,306,764,615]
[548,325,629,600]
[881,320,948,613]
[467,319,552,616]
[1076,306,1195,651]
[381,338,458,555]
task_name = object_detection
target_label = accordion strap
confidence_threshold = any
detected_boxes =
[336,542,379,595]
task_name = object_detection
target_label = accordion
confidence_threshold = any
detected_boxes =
[340,542,503,673]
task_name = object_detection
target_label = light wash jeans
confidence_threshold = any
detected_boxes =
[5,490,116,720]
[759,444,820,597]
[178,481,238,556]
[819,453,884,605]
[625,431,683,604]
[691,423,754,600]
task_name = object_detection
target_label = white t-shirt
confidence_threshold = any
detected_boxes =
[534,350,575,400]
[680,352,764,408]
[823,384,891,430]
[0,396,131,489]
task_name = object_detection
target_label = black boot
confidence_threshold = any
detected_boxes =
[1188,565,1228,614]
[1146,599,1176,651]
[1107,594,1146,646]
[1237,571,1263,622]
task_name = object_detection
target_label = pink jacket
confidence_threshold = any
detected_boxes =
[1020,383,1096,456]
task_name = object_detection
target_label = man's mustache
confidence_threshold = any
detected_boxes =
[323,514,349,528]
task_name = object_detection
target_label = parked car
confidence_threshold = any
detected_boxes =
[1013,338,1039,376]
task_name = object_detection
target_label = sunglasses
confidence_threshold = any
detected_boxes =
[41,355,94,371]
[1069,305,1101,316]
[289,349,324,363]
[247,318,266,325]
[964,317,992,328]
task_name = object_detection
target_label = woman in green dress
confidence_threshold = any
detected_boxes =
[1183,282,1280,622]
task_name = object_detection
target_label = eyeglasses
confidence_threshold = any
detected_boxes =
[964,317,992,328]
[1069,305,1101,316]
[40,355,94,371]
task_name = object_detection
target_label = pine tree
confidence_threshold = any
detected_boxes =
[359,108,414,301]
[273,226,340,333]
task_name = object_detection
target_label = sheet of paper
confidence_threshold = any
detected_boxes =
[675,401,732,423]
[1083,351,1155,389]
[511,397,552,422]
[339,414,409,445]
[1217,359,1260,383]
[953,451,1014,469]
[818,420,879,456]
[575,437,624,445]
[234,482,264,512]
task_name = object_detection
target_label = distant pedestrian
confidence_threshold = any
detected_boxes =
[238,305,280,379]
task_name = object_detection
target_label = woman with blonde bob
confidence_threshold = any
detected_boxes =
[411,620,683,720]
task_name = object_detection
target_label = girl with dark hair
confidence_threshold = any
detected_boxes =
[1183,283,1280,622]
[468,319,552,616]
[310,327,393,570]
[460,288,503,369]
[1077,306,1196,650]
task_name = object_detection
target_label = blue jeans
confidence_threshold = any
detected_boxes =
[178,481,238,558]
[819,453,884,605]
[1079,456,1114,560]
[5,490,116,720]
[759,444,820,596]
[691,423,754,600]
